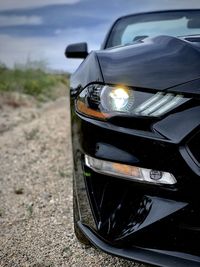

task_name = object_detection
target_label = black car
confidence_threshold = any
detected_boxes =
[65,9,200,267]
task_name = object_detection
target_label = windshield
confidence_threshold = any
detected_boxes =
[106,10,200,48]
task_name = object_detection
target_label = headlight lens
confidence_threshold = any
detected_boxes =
[76,84,190,120]
[101,86,135,112]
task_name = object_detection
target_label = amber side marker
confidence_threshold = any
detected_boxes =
[76,100,110,119]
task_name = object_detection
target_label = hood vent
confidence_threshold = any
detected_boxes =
[183,36,200,43]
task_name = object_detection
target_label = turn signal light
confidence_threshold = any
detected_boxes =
[85,155,176,185]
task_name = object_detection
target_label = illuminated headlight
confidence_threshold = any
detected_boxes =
[76,84,190,120]
[101,86,135,112]
[85,155,177,185]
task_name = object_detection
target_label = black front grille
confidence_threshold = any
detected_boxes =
[188,132,200,165]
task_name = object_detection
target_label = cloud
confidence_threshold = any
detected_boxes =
[0,0,80,11]
[1,0,200,72]
[0,15,43,26]
[0,25,105,72]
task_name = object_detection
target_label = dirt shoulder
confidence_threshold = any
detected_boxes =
[0,96,145,267]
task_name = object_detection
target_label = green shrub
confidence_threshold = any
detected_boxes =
[24,80,42,96]
[0,61,69,101]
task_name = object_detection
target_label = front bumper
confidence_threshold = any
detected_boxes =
[71,104,200,266]
[78,222,200,267]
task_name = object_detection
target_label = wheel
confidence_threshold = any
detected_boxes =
[73,180,91,246]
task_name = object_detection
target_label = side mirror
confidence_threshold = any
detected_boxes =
[65,42,88,59]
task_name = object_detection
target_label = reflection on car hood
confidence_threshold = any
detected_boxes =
[96,35,200,91]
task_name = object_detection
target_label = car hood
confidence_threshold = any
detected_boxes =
[96,35,200,91]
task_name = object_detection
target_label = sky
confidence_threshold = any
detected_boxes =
[0,0,200,72]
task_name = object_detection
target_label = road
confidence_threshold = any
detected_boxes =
[0,96,146,267]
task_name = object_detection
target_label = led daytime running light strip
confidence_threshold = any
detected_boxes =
[134,92,185,117]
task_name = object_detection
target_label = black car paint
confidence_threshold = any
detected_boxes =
[69,11,200,267]
[97,35,200,90]
[71,35,200,92]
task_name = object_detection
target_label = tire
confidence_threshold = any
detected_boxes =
[73,181,91,246]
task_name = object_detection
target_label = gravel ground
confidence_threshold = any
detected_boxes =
[0,96,147,267]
